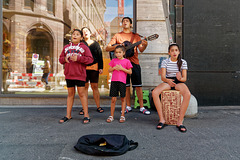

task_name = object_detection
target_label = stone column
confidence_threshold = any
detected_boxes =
[136,0,169,88]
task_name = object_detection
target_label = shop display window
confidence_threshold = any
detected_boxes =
[1,0,133,95]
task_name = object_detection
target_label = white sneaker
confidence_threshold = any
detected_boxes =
[121,106,132,114]
[140,107,151,115]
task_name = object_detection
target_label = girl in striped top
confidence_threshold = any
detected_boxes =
[152,43,191,132]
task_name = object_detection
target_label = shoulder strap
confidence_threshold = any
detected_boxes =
[128,140,138,151]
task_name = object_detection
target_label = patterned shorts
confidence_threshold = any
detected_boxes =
[109,81,126,98]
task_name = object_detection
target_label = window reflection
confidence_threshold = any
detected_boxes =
[47,0,55,14]
[24,0,34,11]
[3,0,9,9]
[2,0,133,95]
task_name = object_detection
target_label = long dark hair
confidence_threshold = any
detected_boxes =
[81,27,92,41]
[168,43,182,71]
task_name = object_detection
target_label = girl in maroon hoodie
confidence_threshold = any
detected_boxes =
[59,29,93,124]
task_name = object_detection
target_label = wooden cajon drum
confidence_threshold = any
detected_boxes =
[161,90,182,125]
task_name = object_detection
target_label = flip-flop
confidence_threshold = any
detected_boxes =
[83,117,90,124]
[176,125,187,133]
[97,107,104,113]
[79,109,84,115]
[59,116,72,124]
[156,122,167,130]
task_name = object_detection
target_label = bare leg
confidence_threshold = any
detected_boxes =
[175,83,191,127]
[152,83,171,124]
[110,97,117,117]
[135,87,144,109]
[120,97,126,117]
[59,87,75,123]
[77,86,89,123]
[126,87,131,107]
[90,83,101,108]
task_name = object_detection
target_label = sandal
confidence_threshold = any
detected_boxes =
[176,125,187,133]
[83,117,90,124]
[106,116,114,123]
[156,122,167,130]
[97,107,104,113]
[139,107,151,115]
[59,116,72,123]
[119,116,126,123]
[79,109,84,115]
[121,106,132,114]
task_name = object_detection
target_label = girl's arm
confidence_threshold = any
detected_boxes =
[161,68,175,87]
[176,70,187,82]
[75,46,94,65]
[108,66,115,73]
[59,49,67,64]
[115,64,132,74]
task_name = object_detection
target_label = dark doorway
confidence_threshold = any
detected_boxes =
[26,28,53,73]
[184,0,240,105]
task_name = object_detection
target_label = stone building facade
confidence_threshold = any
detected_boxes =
[2,0,106,74]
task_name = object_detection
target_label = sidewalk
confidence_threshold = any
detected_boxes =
[0,105,240,160]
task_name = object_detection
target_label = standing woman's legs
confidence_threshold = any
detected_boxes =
[152,83,171,123]
[90,83,101,108]
[77,86,89,119]
[175,83,191,126]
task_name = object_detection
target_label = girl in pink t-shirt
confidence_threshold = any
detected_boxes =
[107,46,133,123]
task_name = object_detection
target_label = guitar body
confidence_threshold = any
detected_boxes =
[109,41,136,60]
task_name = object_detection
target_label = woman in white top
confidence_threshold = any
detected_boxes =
[152,43,191,133]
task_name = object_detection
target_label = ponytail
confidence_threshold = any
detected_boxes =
[177,54,182,71]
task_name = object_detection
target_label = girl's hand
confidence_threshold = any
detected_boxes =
[70,53,78,62]
[176,72,182,81]
[65,57,70,63]
[114,64,123,71]
[167,79,176,87]
[99,69,103,74]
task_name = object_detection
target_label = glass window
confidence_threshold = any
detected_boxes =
[24,0,34,11]
[1,0,134,95]
[3,0,9,9]
[47,0,55,15]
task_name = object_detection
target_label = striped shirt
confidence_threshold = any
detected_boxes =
[161,58,188,77]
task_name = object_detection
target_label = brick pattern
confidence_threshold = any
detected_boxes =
[161,90,182,125]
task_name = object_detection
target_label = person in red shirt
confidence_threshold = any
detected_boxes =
[106,17,151,115]
[59,29,93,124]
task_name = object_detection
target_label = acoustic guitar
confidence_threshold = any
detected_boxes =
[109,34,159,60]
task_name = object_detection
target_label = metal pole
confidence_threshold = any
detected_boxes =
[133,0,137,33]
[0,0,3,94]
[175,0,183,53]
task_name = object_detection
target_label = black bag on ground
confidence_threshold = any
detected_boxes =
[74,134,138,156]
